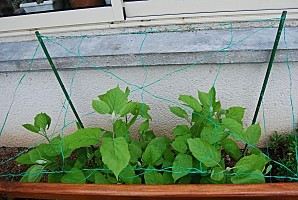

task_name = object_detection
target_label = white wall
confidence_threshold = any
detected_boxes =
[0,62,297,147]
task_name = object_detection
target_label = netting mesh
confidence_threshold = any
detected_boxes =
[0,16,297,184]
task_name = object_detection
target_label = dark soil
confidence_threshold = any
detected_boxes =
[0,147,30,182]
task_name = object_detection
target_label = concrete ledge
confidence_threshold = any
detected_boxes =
[0,28,297,72]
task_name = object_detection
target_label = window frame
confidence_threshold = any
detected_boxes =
[0,0,297,36]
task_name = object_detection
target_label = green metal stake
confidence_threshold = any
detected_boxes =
[35,31,84,129]
[244,11,287,152]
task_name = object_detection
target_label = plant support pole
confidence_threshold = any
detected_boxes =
[244,11,287,151]
[35,31,84,129]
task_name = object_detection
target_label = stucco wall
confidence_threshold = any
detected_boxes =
[0,62,297,147]
[0,25,297,147]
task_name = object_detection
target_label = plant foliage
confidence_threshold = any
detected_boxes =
[17,86,272,184]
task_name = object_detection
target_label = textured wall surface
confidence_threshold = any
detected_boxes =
[0,62,297,147]
[0,25,297,147]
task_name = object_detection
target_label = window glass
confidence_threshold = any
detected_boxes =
[0,0,109,18]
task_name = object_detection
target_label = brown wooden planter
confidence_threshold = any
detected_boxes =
[0,182,297,200]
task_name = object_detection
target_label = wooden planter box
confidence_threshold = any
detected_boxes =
[0,182,297,199]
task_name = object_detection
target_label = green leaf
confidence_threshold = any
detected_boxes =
[198,87,216,108]
[173,125,189,136]
[179,95,202,113]
[244,124,261,145]
[211,167,224,181]
[163,148,175,162]
[169,106,188,119]
[100,137,130,179]
[73,148,89,169]
[94,172,110,184]
[142,137,170,166]
[144,167,163,184]
[119,102,137,116]
[221,138,243,160]
[138,120,149,133]
[63,128,102,158]
[172,153,193,182]
[45,135,63,157]
[16,144,52,164]
[163,172,174,184]
[231,170,265,184]
[129,140,142,164]
[172,140,188,154]
[221,118,244,141]
[48,173,63,183]
[99,86,128,114]
[113,119,128,138]
[61,168,86,183]
[92,99,110,114]
[234,154,269,173]
[187,138,221,167]
[34,113,51,130]
[226,107,245,124]
[125,87,130,97]
[120,166,136,184]
[20,165,44,182]
[178,174,192,184]
[201,126,228,144]
[132,103,152,120]
[22,124,39,133]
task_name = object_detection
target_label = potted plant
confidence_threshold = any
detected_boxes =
[0,86,297,199]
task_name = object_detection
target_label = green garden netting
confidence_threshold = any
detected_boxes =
[0,15,297,184]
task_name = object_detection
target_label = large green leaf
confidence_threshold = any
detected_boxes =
[198,87,216,108]
[120,166,136,184]
[172,153,193,182]
[234,154,269,173]
[62,128,102,157]
[129,140,142,164]
[20,165,44,182]
[221,118,244,141]
[244,124,261,145]
[144,167,163,184]
[94,172,110,184]
[187,138,221,167]
[142,137,170,166]
[221,138,243,160]
[172,139,188,154]
[173,125,190,136]
[179,95,202,113]
[113,119,128,138]
[163,172,174,184]
[61,168,86,183]
[45,135,63,157]
[119,102,137,117]
[100,137,130,179]
[225,107,245,124]
[210,166,224,182]
[201,126,228,144]
[16,144,53,164]
[169,106,189,119]
[92,99,110,114]
[99,86,128,114]
[231,170,265,184]
[34,113,51,130]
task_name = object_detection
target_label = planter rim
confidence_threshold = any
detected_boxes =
[1,182,297,199]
